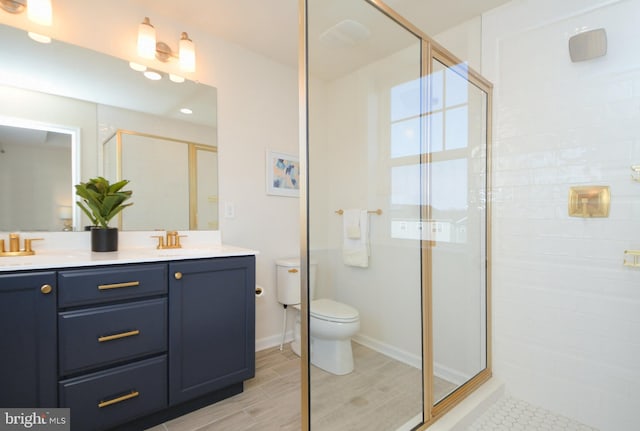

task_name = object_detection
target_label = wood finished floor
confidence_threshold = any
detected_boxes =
[147,342,455,431]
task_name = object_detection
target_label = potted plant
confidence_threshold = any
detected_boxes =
[75,177,133,252]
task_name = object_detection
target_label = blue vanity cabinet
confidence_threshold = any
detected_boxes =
[57,263,168,431]
[169,255,256,405]
[0,271,57,407]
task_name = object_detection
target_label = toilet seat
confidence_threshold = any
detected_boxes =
[311,298,359,323]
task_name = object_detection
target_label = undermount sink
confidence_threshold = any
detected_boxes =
[153,248,212,257]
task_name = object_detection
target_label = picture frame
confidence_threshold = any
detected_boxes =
[266,149,300,197]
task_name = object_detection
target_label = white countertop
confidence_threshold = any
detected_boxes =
[0,230,258,272]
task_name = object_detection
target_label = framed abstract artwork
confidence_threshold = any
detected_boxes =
[266,150,300,197]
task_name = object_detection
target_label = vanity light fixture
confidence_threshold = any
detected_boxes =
[26,0,51,26]
[179,107,193,115]
[0,0,53,43]
[137,17,156,59]
[178,32,196,73]
[135,16,196,74]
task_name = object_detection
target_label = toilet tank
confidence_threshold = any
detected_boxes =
[276,258,317,305]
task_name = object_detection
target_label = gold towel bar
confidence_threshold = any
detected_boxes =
[335,209,382,215]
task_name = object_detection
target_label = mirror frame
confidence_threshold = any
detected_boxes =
[0,114,80,230]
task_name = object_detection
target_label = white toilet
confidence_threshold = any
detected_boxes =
[276,258,360,375]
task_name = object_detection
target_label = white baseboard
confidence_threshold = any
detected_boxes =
[256,330,294,352]
[352,334,422,369]
[352,334,471,387]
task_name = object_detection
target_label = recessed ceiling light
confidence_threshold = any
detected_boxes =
[180,108,193,115]
[129,62,147,72]
[143,70,162,81]
[169,74,185,83]
[28,32,51,44]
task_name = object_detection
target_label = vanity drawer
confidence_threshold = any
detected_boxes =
[58,264,166,307]
[59,355,167,431]
[58,298,167,376]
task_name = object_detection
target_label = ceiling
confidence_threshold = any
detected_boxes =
[129,0,511,76]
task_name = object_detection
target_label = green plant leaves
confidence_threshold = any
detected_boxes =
[75,176,133,228]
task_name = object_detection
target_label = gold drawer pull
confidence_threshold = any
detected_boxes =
[40,284,53,294]
[98,281,140,290]
[98,390,140,408]
[98,330,140,343]
[288,268,299,273]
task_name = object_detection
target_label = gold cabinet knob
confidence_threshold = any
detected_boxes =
[174,272,183,280]
[40,284,53,294]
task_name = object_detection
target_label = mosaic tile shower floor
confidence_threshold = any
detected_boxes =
[466,396,598,431]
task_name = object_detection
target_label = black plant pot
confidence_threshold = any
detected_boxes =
[91,227,118,252]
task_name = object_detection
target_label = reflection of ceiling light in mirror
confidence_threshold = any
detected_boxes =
[27,31,51,44]
[169,74,184,83]
[180,108,193,115]
[129,62,147,72]
[143,70,162,81]
[319,19,370,47]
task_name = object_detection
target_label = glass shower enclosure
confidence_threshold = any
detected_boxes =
[300,0,492,429]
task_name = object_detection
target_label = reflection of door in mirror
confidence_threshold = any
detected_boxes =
[0,122,76,231]
[103,130,217,231]
[193,145,219,230]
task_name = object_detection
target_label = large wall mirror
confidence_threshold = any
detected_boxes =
[0,23,218,232]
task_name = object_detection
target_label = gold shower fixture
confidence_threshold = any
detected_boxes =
[568,186,610,218]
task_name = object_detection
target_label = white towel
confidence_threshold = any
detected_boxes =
[344,209,361,239]
[342,209,369,268]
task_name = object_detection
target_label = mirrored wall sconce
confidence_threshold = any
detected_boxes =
[0,0,53,43]
[129,16,196,81]
[568,185,610,218]
[58,205,72,231]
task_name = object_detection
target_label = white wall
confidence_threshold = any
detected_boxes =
[310,44,424,365]
[483,0,640,429]
[0,1,299,347]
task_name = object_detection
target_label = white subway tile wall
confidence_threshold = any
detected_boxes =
[483,0,640,429]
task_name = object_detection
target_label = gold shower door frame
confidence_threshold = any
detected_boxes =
[299,0,492,429]
[109,129,218,230]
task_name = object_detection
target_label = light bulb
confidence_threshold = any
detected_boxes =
[27,0,52,26]
[179,32,196,73]
[137,17,156,60]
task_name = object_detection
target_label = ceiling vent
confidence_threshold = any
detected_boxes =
[319,19,371,47]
